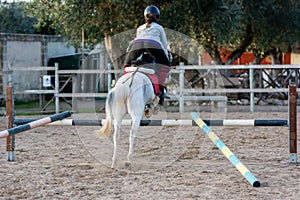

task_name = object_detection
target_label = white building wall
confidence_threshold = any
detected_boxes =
[7,41,41,92]
[0,33,75,101]
[291,53,300,64]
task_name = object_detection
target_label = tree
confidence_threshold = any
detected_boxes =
[217,0,300,64]
[243,0,300,64]
[26,0,300,66]
[174,0,300,65]
[163,0,246,64]
[0,1,37,34]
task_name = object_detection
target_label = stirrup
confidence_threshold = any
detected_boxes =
[162,93,170,99]
[159,89,170,99]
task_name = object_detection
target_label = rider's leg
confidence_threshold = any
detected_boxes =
[158,67,170,105]
[144,47,170,105]
[124,42,145,67]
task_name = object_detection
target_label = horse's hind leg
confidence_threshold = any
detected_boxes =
[126,110,143,166]
[111,121,121,169]
[126,119,139,166]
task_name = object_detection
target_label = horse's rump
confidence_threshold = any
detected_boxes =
[124,66,155,74]
[97,71,157,168]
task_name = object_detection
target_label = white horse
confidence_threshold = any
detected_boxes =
[96,69,159,168]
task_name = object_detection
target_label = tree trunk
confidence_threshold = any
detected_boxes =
[207,23,254,65]
[205,45,223,65]
[104,35,124,71]
[225,23,254,65]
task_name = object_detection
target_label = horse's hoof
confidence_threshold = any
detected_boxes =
[125,161,132,168]
[152,106,160,115]
[153,96,160,105]
[144,108,152,118]
[111,161,116,169]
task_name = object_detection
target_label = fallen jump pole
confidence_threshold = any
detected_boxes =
[0,111,72,139]
[13,118,288,127]
[190,112,260,187]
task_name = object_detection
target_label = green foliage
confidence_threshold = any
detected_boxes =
[3,0,300,64]
[246,0,299,53]
[0,2,36,34]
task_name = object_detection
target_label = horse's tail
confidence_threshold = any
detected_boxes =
[96,91,114,138]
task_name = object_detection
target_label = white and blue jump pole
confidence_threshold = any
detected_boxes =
[191,112,260,187]
[13,118,288,127]
[0,111,71,139]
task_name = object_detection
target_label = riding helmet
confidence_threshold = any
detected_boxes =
[144,5,160,20]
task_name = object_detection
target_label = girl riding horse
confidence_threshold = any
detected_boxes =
[124,5,170,106]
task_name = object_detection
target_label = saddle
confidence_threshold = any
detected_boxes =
[124,66,160,95]
[124,53,161,95]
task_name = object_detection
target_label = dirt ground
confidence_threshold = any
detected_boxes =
[0,106,300,199]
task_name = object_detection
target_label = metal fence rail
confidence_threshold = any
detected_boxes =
[2,63,299,113]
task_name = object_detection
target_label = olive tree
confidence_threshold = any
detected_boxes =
[27,0,300,66]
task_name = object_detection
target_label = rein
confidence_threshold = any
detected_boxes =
[122,66,141,87]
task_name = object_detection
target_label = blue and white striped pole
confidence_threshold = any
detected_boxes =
[0,111,71,139]
[190,112,260,187]
[13,118,288,127]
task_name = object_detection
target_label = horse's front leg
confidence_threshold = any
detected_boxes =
[144,96,160,118]
[152,96,160,114]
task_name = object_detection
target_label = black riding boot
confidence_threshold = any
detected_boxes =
[158,86,170,106]
[158,96,164,106]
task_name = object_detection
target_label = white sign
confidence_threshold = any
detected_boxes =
[42,75,51,87]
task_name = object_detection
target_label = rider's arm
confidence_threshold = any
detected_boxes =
[151,23,168,50]
[160,28,168,51]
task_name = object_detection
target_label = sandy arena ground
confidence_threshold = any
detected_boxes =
[0,107,300,199]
